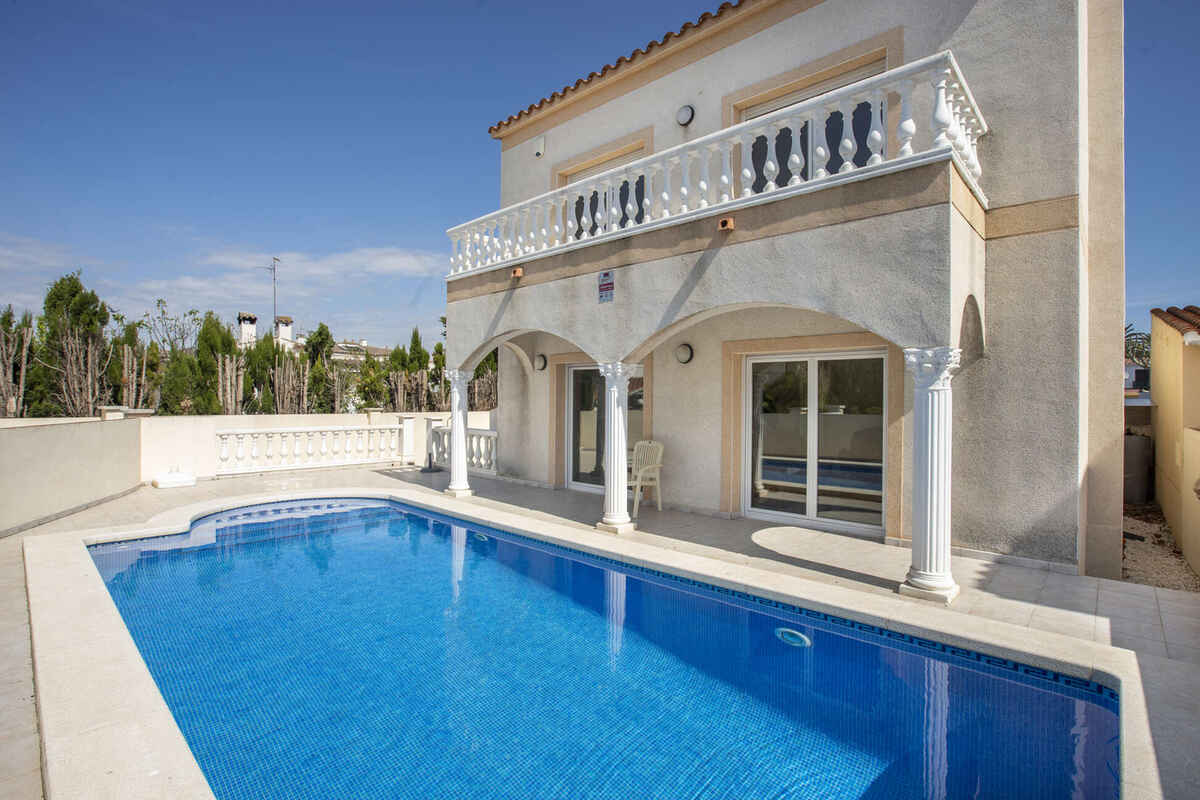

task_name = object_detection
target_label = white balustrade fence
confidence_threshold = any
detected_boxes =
[429,426,498,475]
[447,51,986,278]
[216,425,406,475]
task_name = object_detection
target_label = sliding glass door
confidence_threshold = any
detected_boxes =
[746,352,885,530]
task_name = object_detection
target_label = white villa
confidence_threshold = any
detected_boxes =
[440,0,1125,600]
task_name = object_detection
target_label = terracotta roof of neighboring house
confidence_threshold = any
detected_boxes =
[488,0,748,136]
[1151,305,1200,335]
[332,341,391,358]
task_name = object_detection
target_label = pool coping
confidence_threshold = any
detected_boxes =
[23,484,1163,800]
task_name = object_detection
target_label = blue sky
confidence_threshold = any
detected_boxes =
[0,1,1194,345]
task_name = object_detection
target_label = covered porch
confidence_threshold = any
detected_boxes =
[441,304,978,605]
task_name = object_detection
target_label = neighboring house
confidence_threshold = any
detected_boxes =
[440,0,1125,598]
[1124,359,1149,391]
[1149,305,1200,572]
[332,340,392,364]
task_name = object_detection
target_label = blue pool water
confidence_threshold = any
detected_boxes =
[90,498,1119,799]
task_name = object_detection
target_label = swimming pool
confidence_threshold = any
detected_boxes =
[89,497,1119,799]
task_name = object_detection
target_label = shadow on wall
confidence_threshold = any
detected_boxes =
[959,293,985,365]
[655,231,729,334]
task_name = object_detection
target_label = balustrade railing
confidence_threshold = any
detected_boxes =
[447,51,986,278]
[429,426,498,474]
[216,425,405,475]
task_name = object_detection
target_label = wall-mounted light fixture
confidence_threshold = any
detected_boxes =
[534,354,548,371]
[675,343,694,364]
[676,104,695,127]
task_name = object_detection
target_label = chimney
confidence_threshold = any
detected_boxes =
[274,315,294,349]
[237,312,258,349]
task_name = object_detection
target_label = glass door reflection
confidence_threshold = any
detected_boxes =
[568,367,605,489]
[750,361,808,516]
[566,366,645,492]
[816,358,884,526]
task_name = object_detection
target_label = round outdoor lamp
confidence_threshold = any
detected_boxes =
[675,343,694,364]
[534,354,548,371]
[676,104,695,127]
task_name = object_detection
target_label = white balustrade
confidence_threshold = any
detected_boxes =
[215,424,406,476]
[429,426,498,475]
[446,51,987,278]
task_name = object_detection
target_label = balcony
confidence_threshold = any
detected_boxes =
[447,51,986,280]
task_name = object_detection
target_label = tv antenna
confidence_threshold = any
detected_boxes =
[261,257,280,339]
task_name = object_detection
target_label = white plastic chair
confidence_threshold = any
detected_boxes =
[630,440,664,518]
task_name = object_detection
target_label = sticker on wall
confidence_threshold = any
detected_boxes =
[598,270,614,304]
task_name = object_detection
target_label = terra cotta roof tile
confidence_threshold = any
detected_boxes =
[1151,306,1200,335]
[488,1,748,135]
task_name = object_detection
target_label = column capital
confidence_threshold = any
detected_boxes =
[596,361,639,382]
[446,368,470,387]
[903,346,961,391]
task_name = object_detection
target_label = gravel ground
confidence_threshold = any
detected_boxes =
[1123,503,1200,592]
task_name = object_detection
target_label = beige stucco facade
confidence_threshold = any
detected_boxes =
[447,0,1125,574]
[1149,311,1200,572]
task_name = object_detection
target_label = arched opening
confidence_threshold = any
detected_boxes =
[619,303,907,539]
[464,329,643,493]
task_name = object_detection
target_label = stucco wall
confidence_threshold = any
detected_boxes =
[649,308,864,514]
[448,202,955,367]
[1151,319,1200,542]
[0,413,495,534]
[496,0,1079,211]
[0,417,101,429]
[456,199,1084,565]
[497,333,580,483]
[0,418,141,534]
[1151,317,1184,536]
[1082,0,1127,579]
[952,228,1082,563]
[1182,428,1200,573]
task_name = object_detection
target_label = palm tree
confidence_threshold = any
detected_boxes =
[1125,324,1150,368]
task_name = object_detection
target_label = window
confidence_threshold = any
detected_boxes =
[554,129,653,239]
[740,60,885,121]
[562,148,645,185]
[740,59,886,190]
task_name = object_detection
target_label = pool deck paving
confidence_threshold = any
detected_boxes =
[4,465,1200,798]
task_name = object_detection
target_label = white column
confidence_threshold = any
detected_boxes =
[451,524,466,602]
[604,569,627,667]
[445,368,472,497]
[921,659,950,800]
[597,361,634,533]
[900,346,961,604]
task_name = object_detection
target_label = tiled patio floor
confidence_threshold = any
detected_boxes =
[4,465,1200,798]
